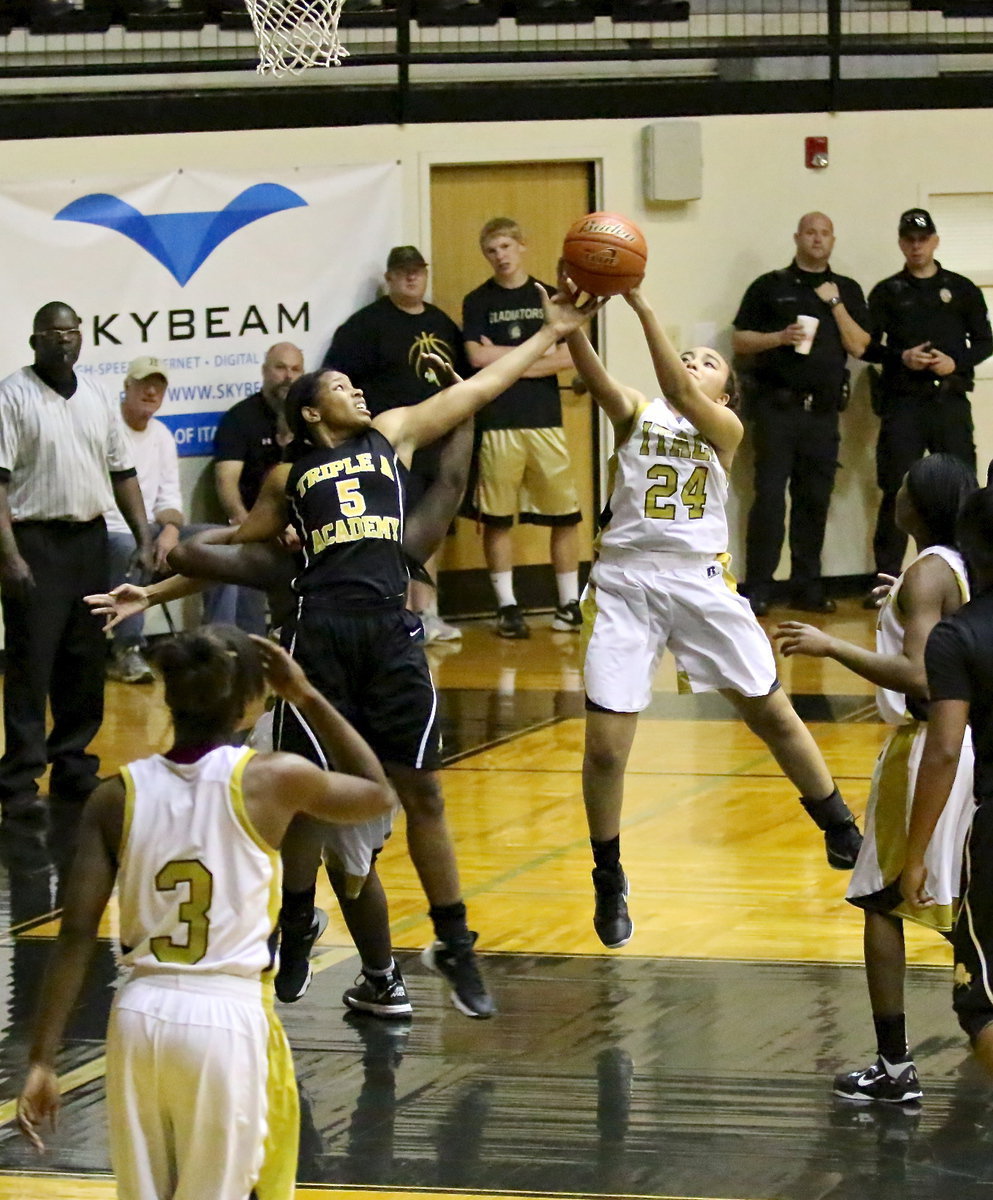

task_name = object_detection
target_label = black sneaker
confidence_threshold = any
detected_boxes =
[275,907,329,1003]
[420,931,495,1018]
[825,819,863,870]
[834,1058,923,1104]
[592,867,633,948]
[552,600,582,632]
[495,605,530,640]
[343,965,413,1018]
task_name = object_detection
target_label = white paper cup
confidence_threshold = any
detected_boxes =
[795,315,819,355]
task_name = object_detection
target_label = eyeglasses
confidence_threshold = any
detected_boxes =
[35,328,82,340]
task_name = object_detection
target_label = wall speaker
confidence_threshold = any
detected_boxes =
[641,121,702,204]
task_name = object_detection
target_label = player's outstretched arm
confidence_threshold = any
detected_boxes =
[403,414,474,568]
[169,530,291,595]
[376,286,604,461]
[625,289,742,460]
[901,697,969,909]
[775,556,958,696]
[18,782,121,1151]
[84,575,209,632]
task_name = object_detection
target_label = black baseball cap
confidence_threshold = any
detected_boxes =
[386,245,427,271]
[898,208,937,237]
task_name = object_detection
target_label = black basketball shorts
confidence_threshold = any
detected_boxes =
[273,600,442,772]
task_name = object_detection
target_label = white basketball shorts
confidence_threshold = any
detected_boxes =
[582,549,778,713]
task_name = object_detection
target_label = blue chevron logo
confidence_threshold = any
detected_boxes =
[54,183,308,286]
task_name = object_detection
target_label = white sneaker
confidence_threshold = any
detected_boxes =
[421,614,463,643]
[107,647,154,684]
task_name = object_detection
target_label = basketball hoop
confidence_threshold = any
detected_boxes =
[245,0,350,75]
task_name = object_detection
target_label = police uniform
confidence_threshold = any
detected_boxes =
[866,263,992,577]
[733,260,868,607]
[275,427,441,771]
[582,398,776,713]
[847,546,974,931]
[109,744,298,1200]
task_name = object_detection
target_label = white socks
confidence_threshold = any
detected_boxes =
[490,571,517,609]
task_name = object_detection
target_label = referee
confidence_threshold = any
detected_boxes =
[865,209,992,587]
[0,302,151,823]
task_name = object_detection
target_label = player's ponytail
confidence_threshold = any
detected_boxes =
[905,453,977,549]
[284,371,324,461]
[150,625,266,736]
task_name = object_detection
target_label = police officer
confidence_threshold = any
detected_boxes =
[865,208,992,591]
[733,212,870,617]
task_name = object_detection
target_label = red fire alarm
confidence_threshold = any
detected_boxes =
[805,136,829,169]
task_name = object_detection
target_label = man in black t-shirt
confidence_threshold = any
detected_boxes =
[462,217,582,640]
[903,487,993,1073]
[865,209,992,583]
[732,212,870,616]
[324,246,468,642]
[212,341,303,633]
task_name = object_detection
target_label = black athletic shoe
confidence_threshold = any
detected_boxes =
[552,600,583,632]
[825,818,863,870]
[275,907,329,1003]
[834,1058,923,1104]
[495,604,530,640]
[421,931,496,1018]
[343,965,413,1018]
[592,867,633,948]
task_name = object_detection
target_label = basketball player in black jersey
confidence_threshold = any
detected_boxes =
[228,286,601,1018]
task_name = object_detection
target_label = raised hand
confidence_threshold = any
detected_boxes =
[249,636,315,708]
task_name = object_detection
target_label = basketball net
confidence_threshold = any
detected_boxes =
[245,0,350,75]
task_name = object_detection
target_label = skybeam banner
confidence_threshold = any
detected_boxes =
[0,164,401,455]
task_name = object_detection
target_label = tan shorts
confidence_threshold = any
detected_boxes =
[475,427,581,527]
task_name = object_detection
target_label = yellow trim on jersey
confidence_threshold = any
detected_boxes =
[229,748,275,858]
[229,746,283,977]
[717,551,738,592]
[253,1009,300,1200]
[119,765,136,862]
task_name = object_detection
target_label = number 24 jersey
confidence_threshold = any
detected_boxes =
[599,397,729,556]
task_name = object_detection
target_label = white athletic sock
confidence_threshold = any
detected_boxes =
[363,958,396,978]
[490,571,516,609]
[556,571,579,607]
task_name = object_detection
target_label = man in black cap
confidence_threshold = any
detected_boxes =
[865,209,992,595]
[733,212,870,616]
[323,246,468,641]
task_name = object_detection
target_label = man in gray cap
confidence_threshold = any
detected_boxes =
[105,355,234,682]
[323,245,469,642]
[864,209,992,591]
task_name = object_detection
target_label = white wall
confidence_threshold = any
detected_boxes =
[2,107,992,583]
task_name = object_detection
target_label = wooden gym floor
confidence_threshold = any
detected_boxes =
[0,599,990,1200]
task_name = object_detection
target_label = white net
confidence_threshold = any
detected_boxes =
[245,0,350,76]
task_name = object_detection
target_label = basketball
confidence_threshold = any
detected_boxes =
[561,212,647,297]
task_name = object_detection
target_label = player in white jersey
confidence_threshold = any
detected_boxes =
[562,279,863,950]
[17,627,395,1199]
[776,453,977,1104]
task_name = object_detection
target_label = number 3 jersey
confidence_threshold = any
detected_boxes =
[116,745,281,982]
[598,397,728,556]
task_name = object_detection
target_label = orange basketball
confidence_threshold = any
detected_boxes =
[561,211,647,297]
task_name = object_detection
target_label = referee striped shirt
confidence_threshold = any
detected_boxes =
[0,366,135,522]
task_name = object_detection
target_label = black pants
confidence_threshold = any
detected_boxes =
[744,401,840,595]
[0,519,109,805]
[873,392,976,577]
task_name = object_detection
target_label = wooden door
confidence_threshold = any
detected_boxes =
[429,161,595,592]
